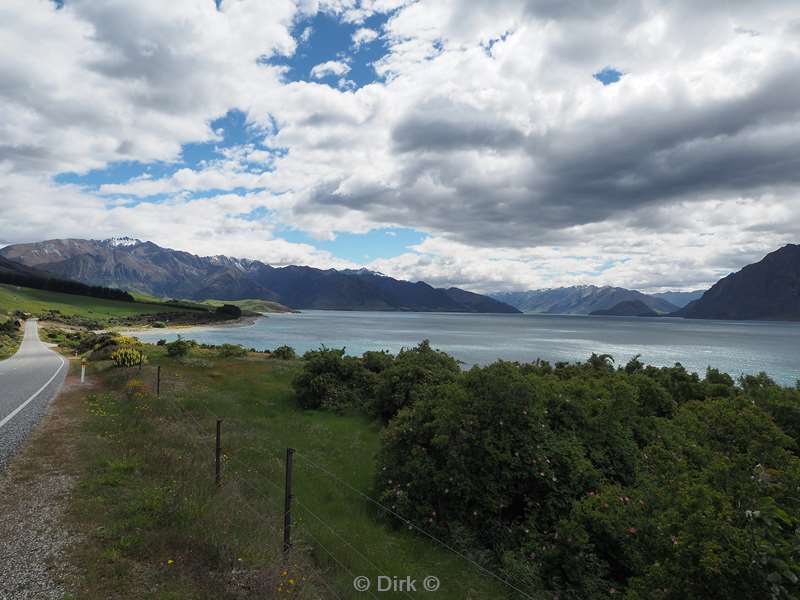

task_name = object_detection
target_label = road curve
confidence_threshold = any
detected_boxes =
[0,320,68,469]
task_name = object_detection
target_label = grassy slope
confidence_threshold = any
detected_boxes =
[70,350,501,599]
[0,284,181,319]
[202,299,294,314]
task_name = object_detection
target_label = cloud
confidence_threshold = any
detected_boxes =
[310,60,352,79]
[0,0,296,175]
[0,170,354,270]
[352,27,379,48]
[2,0,800,292]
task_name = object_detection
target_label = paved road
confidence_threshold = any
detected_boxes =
[0,320,68,469]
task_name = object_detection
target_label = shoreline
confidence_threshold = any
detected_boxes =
[119,313,263,336]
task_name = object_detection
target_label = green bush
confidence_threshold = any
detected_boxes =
[166,337,195,357]
[292,347,370,411]
[374,357,800,599]
[111,347,146,368]
[217,343,248,358]
[371,340,460,422]
[152,321,167,328]
[271,345,297,360]
[0,318,19,334]
[290,341,460,420]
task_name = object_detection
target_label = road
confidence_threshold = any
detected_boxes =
[0,319,68,468]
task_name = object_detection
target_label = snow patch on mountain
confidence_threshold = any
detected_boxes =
[103,236,143,248]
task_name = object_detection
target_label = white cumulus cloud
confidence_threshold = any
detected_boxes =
[310,60,352,79]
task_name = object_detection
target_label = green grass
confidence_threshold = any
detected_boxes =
[202,298,293,314]
[0,284,183,319]
[130,292,214,311]
[69,350,503,599]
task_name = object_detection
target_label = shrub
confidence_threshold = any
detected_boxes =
[271,345,297,360]
[293,347,368,411]
[152,321,167,328]
[218,343,248,358]
[111,347,146,368]
[371,339,460,422]
[156,339,167,346]
[374,357,800,599]
[166,337,195,358]
[0,318,19,334]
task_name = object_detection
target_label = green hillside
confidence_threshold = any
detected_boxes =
[0,284,186,319]
[202,298,294,314]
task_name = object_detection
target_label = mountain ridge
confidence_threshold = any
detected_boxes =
[0,239,520,314]
[491,285,678,315]
[675,244,800,321]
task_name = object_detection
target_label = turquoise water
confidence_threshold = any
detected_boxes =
[135,311,800,385]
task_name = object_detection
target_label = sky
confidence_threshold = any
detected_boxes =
[1,0,799,293]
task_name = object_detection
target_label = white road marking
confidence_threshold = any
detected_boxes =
[0,354,66,430]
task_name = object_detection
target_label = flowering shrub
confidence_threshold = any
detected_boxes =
[111,347,146,368]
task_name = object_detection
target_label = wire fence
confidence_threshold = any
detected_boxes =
[130,363,535,600]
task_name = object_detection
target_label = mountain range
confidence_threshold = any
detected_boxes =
[2,239,797,321]
[0,238,519,314]
[491,285,681,315]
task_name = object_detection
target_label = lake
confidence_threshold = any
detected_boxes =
[134,311,800,385]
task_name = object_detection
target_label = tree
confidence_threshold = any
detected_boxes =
[215,304,242,319]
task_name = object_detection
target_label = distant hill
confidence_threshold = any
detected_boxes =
[650,290,705,308]
[0,255,49,278]
[676,244,800,321]
[492,285,677,315]
[0,255,134,303]
[590,300,659,317]
[0,238,519,314]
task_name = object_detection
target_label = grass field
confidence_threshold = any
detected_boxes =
[68,348,504,599]
[129,294,293,315]
[0,284,183,319]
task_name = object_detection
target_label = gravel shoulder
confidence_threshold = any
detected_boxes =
[0,365,84,600]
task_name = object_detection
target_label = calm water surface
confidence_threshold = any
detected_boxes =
[135,311,800,385]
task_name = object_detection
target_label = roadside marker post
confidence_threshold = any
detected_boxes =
[80,358,86,384]
[156,365,161,397]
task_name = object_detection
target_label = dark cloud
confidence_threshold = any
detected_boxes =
[392,103,526,153]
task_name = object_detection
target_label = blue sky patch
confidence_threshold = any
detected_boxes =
[593,67,623,85]
[268,11,389,89]
[278,227,426,263]
[56,110,273,192]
